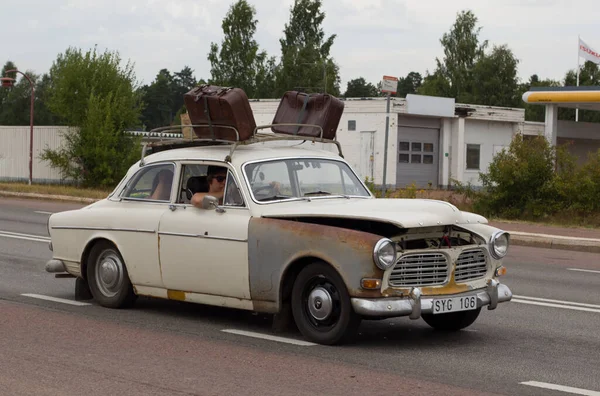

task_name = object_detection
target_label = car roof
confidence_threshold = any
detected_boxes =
[141,143,342,167]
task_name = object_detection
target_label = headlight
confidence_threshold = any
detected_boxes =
[373,238,397,270]
[490,231,509,259]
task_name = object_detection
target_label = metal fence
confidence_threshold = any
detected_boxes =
[0,125,74,184]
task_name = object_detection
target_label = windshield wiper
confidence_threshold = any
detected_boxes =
[259,195,294,202]
[303,191,351,199]
[303,191,332,196]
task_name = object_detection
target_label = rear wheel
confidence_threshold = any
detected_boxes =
[291,262,360,345]
[421,308,481,331]
[87,241,136,308]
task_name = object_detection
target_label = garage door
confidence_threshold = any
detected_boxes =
[396,126,439,188]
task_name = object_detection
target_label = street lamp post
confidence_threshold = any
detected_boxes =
[1,69,35,185]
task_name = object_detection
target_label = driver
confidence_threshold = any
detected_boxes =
[191,165,227,207]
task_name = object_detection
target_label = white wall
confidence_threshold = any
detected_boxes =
[462,119,516,186]
[0,126,73,183]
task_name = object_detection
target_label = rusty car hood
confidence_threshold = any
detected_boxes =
[258,198,487,229]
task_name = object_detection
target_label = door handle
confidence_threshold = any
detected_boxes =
[169,204,177,211]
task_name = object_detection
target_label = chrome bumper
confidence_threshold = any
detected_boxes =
[351,279,512,319]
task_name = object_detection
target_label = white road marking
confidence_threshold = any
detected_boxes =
[0,231,50,243]
[520,381,600,395]
[567,268,600,275]
[514,295,600,309]
[512,299,600,314]
[34,211,53,215]
[21,293,91,306]
[221,329,317,346]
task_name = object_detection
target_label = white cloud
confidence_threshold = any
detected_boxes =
[2,0,599,94]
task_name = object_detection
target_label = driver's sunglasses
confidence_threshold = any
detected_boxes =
[213,175,226,182]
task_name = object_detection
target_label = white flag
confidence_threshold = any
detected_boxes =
[579,38,600,65]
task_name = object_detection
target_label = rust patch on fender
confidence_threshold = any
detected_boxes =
[167,290,186,301]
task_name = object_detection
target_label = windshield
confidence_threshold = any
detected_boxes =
[243,158,371,202]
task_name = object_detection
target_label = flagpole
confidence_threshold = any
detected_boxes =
[576,34,580,122]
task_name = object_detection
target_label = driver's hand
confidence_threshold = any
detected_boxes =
[270,181,281,194]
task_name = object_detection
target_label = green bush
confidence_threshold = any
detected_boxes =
[474,133,600,220]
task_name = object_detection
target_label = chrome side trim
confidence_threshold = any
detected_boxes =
[51,226,155,233]
[351,282,512,318]
[158,231,247,242]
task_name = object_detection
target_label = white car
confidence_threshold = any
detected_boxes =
[46,134,512,345]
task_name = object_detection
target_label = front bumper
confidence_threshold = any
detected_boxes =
[351,279,512,319]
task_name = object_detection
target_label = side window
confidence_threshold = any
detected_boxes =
[223,171,245,207]
[122,163,175,201]
[178,164,209,204]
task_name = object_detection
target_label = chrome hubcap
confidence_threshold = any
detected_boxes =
[95,250,123,298]
[307,286,333,321]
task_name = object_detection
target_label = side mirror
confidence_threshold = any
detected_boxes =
[201,195,225,213]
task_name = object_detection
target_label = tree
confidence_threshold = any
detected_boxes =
[396,72,422,98]
[343,77,378,97]
[208,0,276,98]
[419,10,488,102]
[471,44,520,107]
[140,69,176,130]
[40,46,143,188]
[276,0,340,96]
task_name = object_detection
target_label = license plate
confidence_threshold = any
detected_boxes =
[432,295,477,314]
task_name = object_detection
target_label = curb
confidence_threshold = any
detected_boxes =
[508,231,600,254]
[0,191,99,204]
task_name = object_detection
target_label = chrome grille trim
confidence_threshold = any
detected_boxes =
[389,253,449,287]
[455,249,488,282]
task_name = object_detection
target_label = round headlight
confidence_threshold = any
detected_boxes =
[490,231,509,259]
[373,238,397,270]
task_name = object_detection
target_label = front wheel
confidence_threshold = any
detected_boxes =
[291,262,361,345]
[87,241,136,308]
[421,308,481,331]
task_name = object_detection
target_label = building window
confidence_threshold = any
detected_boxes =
[399,153,409,163]
[399,141,410,151]
[423,143,434,152]
[466,144,480,170]
[348,120,356,131]
[411,154,421,164]
[423,155,433,164]
[412,142,422,152]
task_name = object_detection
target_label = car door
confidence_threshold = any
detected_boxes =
[115,161,175,288]
[157,164,251,300]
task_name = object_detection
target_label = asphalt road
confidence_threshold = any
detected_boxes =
[1,197,599,396]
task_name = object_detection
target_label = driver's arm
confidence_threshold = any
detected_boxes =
[191,191,224,207]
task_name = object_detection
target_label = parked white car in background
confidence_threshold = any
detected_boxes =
[46,136,512,345]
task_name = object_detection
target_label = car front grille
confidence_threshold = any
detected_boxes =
[389,253,449,287]
[454,248,488,282]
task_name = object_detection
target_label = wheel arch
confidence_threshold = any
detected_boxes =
[80,237,120,281]
[279,255,343,307]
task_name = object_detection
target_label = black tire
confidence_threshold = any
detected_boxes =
[421,308,481,331]
[87,241,136,308]
[291,262,361,345]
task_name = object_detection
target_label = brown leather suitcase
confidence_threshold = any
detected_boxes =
[271,91,344,139]
[183,85,256,141]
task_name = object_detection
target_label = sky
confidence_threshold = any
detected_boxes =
[3,0,600,92]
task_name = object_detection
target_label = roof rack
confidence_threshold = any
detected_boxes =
[138,123,344,166]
